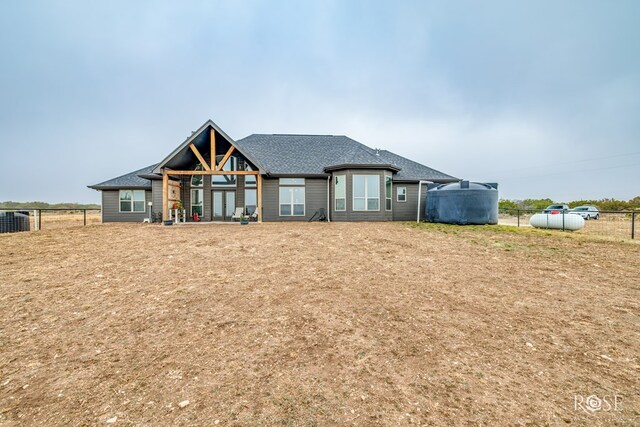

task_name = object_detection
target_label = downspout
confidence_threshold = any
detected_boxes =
[416,180,432,223]
[326,176,331,222]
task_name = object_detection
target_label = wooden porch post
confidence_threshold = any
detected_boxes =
[257,173,263,223]
[162,172,169,221]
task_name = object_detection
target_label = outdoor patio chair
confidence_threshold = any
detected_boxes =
[231,207,244,221]
[250,209,259,221]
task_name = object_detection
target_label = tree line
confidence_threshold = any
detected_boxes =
[499,197,640,211]
[0,201,101,210]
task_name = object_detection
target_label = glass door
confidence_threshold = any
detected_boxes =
[213,191,223,220]
[225,192,236,221]
[212,191,236,221]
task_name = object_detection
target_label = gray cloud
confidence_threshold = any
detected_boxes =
[1,0,638,203]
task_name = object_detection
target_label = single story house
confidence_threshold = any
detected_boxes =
[88,120,458,223]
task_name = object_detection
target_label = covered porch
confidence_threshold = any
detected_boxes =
[153,122,263,223]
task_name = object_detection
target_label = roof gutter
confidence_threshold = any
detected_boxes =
[323,163,401,173]
[326,176,331,222]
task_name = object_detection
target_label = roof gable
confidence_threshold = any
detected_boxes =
[151,120,265,174]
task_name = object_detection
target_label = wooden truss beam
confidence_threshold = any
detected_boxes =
[189,144,211,171]
[164,169,258,176]
[257,174,263,223]
[217,146,235,171]
[210,128,216,170]
[162,172,169,221]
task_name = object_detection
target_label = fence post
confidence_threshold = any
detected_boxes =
[38,209,42,230]
[517,209,520,227]
[632,211,636,240]
[84,209,87,226]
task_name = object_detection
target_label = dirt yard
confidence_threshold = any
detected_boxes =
[0,222,638,426]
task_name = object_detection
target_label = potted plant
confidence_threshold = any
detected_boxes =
[240,214,249,225]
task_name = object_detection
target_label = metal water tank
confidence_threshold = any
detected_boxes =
[425,181,498,225]
[0,211,31,233]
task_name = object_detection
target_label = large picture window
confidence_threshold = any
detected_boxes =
[245,188,257,215]
[119,190,146,212]
[212,155,237,186]
[279,178,305,216]
[191,163,204,187]
[353,175,379,211]
[245,164,257,187]
[334,175,346,211]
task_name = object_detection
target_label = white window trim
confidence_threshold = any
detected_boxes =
[352,174,380,212]
[191,188,203,215]
[279,178,305,185]
[385,174,392,211]
[279,179,306,216]
[119,189,146,213]
[244,188,257,214]
[334,174,346,212]
[397,186,407,202]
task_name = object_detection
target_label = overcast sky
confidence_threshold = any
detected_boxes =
[1,1,638,203]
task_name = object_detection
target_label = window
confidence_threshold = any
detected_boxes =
[245,164,256,187]
[279,178,305,185]
[334,175,346,211]
[191,189,203,216]
[119,190,146,212]
[353,175,379,211]
[212,155,237,186]
[397,187,407,202]
[245,188,257,215]
[385,175,392,211]
[279,178,305,216]
[191,163,204,187]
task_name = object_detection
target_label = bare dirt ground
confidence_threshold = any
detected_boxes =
[0,222,638,426]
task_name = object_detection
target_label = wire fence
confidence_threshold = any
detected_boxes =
[0,209,102,232]
[499,208,637,240]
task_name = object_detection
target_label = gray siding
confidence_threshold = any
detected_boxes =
[262,177,328,222]
[392,183,427,221]
[151,180,163,216]
[203,177,212,221]
[180,176,191,219]
[101,189,152,222]
[330,169,393,222]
